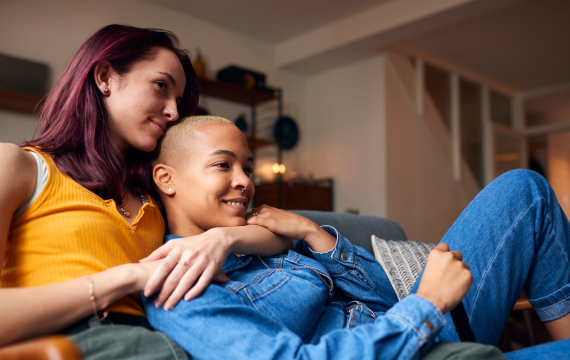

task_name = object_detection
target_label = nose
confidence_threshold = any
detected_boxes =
[233,170,254,196]
[163,98,180,122]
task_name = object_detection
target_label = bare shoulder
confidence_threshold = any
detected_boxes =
[0,143,36,172]
[0,143,37,209]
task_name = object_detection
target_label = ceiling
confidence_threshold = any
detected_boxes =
[147,0,570,90]
[147,0,393,43]
[405,0,570,90]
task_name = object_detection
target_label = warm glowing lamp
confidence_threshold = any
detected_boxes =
[273,163,286,175]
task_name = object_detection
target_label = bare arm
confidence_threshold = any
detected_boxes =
[246,205,336,252]
[0,262,158,346]
[0,144,160,346]
[223,224,294,256]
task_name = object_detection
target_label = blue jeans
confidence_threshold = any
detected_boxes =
[411,170,570,345]
[144,170,570,359]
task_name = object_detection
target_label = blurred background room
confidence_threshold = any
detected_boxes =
[1,0,570,350]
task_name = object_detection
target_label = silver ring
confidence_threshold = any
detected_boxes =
[242,189,247,193]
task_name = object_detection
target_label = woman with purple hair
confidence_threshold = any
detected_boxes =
[0,24,291,358]
[2,23,569,360]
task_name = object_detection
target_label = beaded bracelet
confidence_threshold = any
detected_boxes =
[85,276,108,321]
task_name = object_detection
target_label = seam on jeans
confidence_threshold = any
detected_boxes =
[328,301,344,307]
[158,332,184,360]
[291,266,334,296]
[469,197,541,319]
[328,267,350,276]
[222,256,252,273]
[548,208,570,270]
[227,280,250,294]
[535,209,570,299]
[347,302,378,319]
[385,313,426,340]
[248,269,277,287]
[353,265,377,293]
[249,274,291,301]
[530,285,570,308]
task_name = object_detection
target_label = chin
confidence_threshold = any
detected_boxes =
[203,213,247,230]
[131,137,159,152]
[138,142,158,153]
[227,217,247,227]
[215,216,246,228]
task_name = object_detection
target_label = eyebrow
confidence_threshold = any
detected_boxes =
[209,150,254,162]
[158,71,176,86]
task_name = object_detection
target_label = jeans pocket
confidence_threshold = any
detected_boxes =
[242,271,326,340]
[346,301,377,329]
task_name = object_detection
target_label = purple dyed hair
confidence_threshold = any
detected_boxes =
[25,24,199,203]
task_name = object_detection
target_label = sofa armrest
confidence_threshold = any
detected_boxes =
[514,299,533,311]
[0,335,82,360]
[290,210,408,254]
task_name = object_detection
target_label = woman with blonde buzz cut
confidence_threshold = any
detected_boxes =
[142,115,570,360]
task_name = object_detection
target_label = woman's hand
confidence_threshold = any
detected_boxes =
[416,243,473,314]
[140,228,231,310]
[246,205,336,252]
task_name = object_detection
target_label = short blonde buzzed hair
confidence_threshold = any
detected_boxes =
[152,115,235,166]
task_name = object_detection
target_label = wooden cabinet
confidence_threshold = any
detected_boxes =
[254,181,333,211]
[199,77,334,211]
[0,89,43,113]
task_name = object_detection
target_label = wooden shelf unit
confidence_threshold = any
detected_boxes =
[254,180,333,212]
[197,77,281,140]
[0,89,43,113]
[198,77,276,106]
[198,76,288,207]
[197,77,282,143]
[245,137,278,150]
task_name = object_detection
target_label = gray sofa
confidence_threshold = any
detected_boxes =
[291,210,408,254]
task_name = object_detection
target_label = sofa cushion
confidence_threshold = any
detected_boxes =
[290,211,408,254]
[371,235,436,301]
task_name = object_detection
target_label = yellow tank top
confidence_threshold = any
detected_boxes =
[1,148,165,317]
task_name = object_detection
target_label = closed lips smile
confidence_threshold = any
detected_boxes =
[150,119,165,131]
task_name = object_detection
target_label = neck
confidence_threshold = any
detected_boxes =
[166,209,205,237]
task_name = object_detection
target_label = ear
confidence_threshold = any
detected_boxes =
[153,164,176,196]
[93,61,115,96]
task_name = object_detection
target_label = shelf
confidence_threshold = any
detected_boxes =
[246,137,278,150]
[254,182,333,211]
[0,89,43,113]
[198,77,276,106]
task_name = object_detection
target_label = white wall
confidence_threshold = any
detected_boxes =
[297,56,387,217]
[0,110,37,144]
[548,131,570,219]
[383,51,479,242]
[0,0,393,217]
[0,0,306,182]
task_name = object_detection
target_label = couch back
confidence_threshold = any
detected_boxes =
[290,211,408,254]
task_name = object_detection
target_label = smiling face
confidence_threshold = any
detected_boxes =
[102,47,186,152]
[156,122,255,236]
